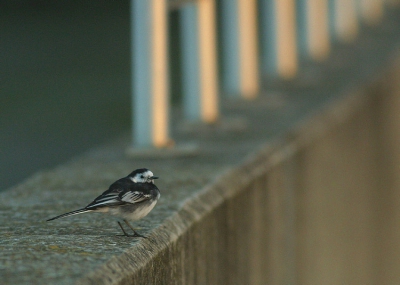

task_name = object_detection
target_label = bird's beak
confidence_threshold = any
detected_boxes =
[151,176,159,180]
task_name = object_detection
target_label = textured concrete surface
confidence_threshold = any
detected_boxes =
[1,8,400,285]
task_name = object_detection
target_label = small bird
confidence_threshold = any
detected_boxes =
[47,168,160,237]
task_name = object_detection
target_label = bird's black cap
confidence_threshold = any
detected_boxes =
[128,168,150,177]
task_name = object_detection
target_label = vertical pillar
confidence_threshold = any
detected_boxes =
[131,0,170,148]
[297,0,330,61]
[386,0,400,6]
[358,0,384,25]
[181,0,219,123]
[221,0,259,99]
[260,0,298,79]
[329,0,359,42]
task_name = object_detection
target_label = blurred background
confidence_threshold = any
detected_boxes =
[0,0,395,192]
[0,1,132,190]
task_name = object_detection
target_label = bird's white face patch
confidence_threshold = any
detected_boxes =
[130,170,155,183]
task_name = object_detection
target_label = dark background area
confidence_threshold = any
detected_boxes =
[0,1,133,190]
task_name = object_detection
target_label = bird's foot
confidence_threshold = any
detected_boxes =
[116,220,147,238]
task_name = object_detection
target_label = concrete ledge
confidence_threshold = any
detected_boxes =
[2,10,400,285]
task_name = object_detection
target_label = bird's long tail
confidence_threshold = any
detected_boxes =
[46,208,93,221]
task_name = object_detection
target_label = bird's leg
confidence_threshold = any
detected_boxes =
[123,219,147,238]
[117,221,130,237]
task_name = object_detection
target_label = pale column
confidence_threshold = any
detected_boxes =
[260,0,298,79]
[276,0,297,78]
[221,0,259,99]
[386,0,400,6]
[332,0,359,42]
[359,0,384,25]
[238,0,259,98]
[181,0,219,123]
[307,0,330,60]
[131,0,170,148]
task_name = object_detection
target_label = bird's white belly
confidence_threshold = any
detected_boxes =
[132,200,157,220]
[113,199,158,221]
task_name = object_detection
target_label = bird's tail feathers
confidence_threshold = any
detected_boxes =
[46,208,92,221]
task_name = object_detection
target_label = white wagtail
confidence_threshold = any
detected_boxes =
[47,168,160,237]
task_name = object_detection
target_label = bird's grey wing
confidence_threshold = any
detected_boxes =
[85,191,126,209]
[120,191,152,204]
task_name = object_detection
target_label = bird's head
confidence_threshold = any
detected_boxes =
[129,168,159,184]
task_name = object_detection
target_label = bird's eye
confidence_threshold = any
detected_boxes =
[140,175,144,179]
